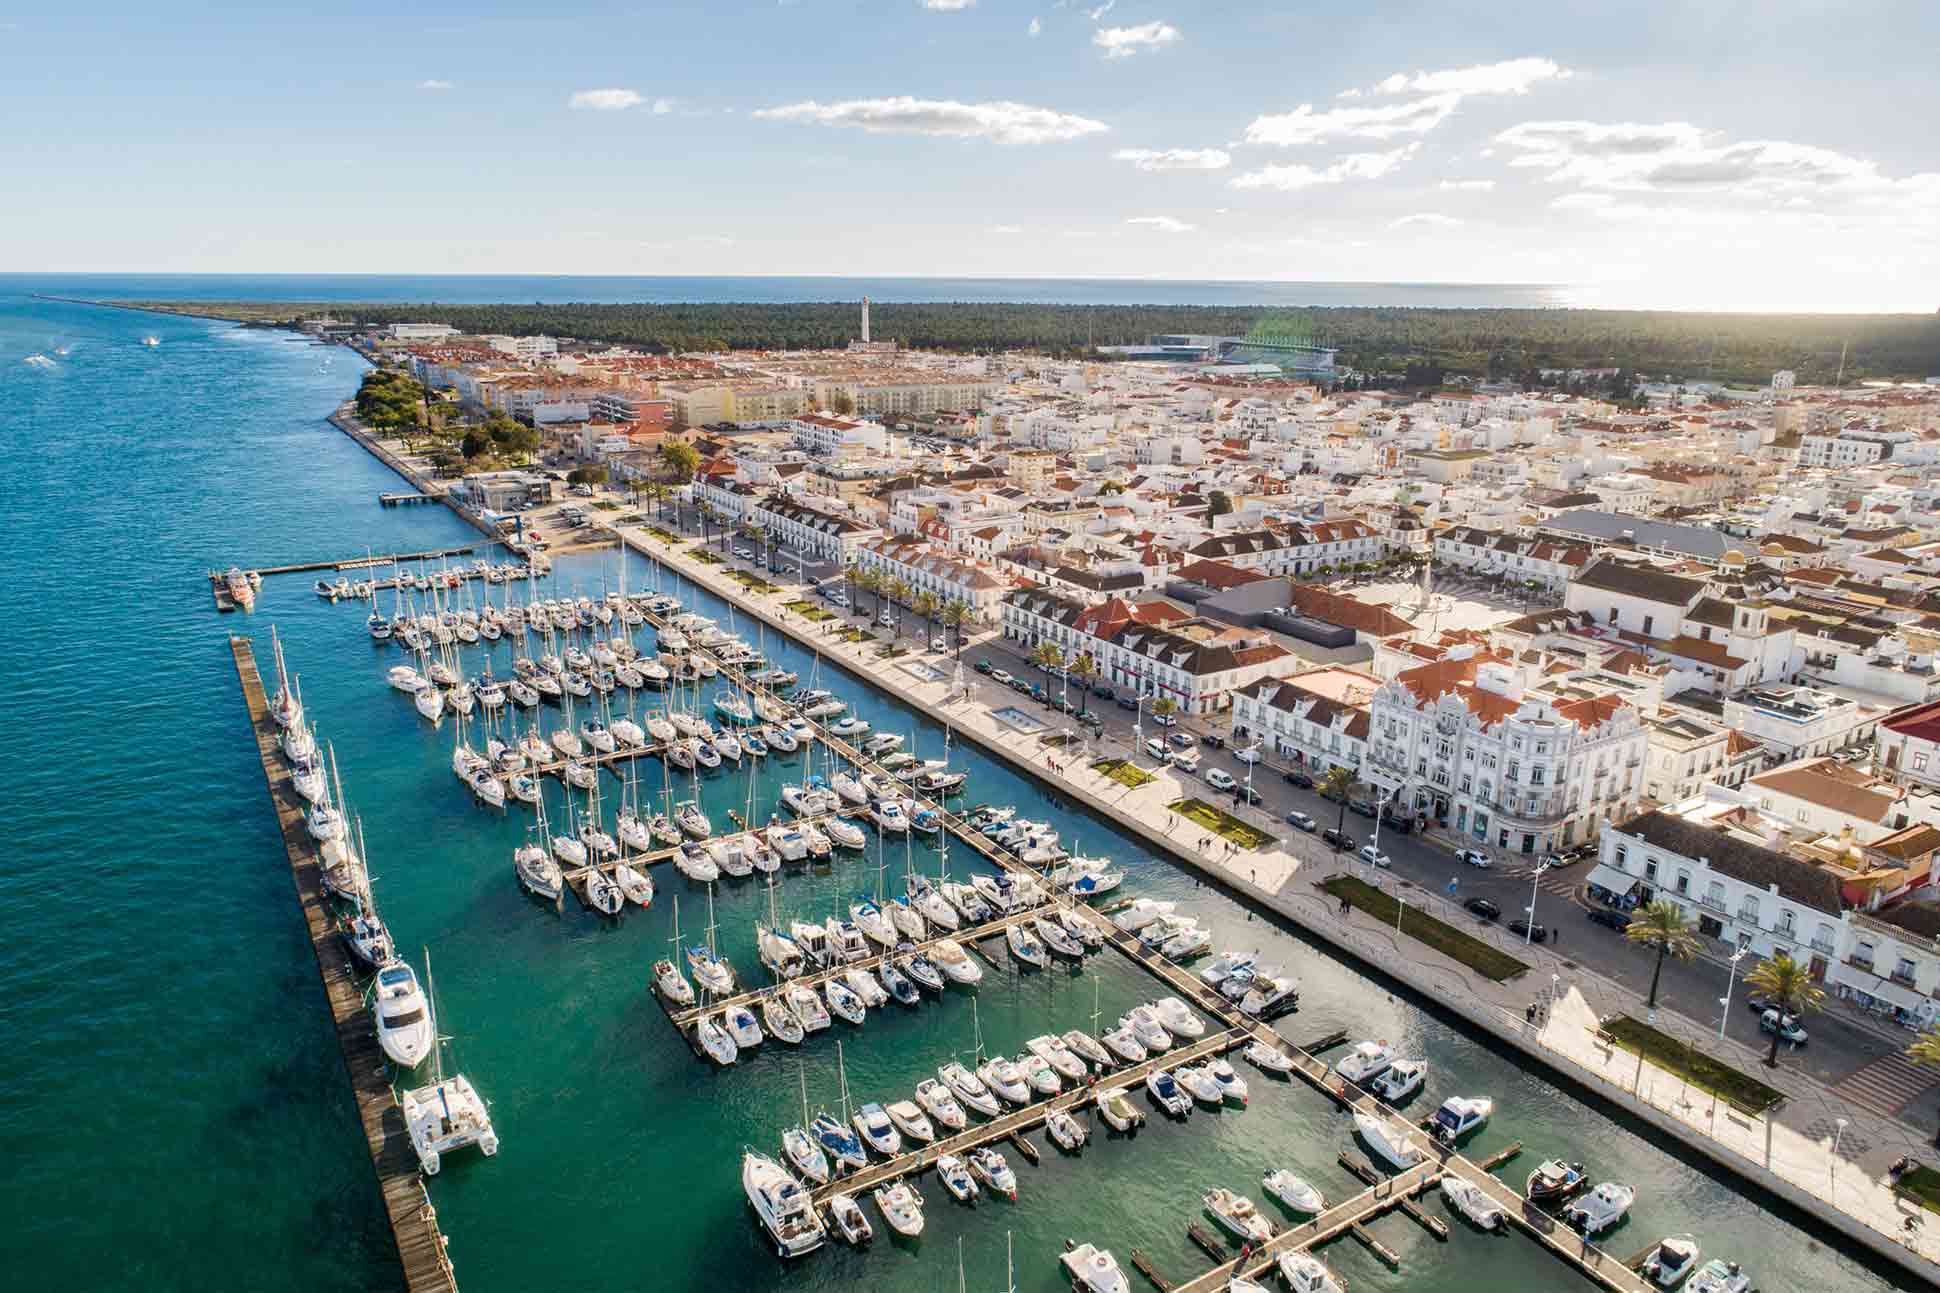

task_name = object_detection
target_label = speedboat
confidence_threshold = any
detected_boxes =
[812,1112,867,1174]
[1060,1243,1130,1293]
[344,910,394,968]
[1640,1235,1701,1287]
[1046,1109,1088,1150]
[977,1056,1031,1105]
[742,1151,823,1257]
[1100,1024,1147,1065]
[1026,1035,1087,1083]
[872,1180,924,1237]
[1333,1040,1395,1085]
[1526,1158,1588,1204]
[899,950,945,993]
[968,1147,1017,1200]
[884,1099,935,1144]
[1441,1176,1505,1230]
[399,1073,498,1176]
[1145,1069,1191,1117]
[1371,1059,1426,1103]
[1353,1111,1424,1169]
[1431,1095,1493,1144]
[1152,996,1204,1040]
[785,984,832,1033]
[826,1193,872,1248]
[1017,1053,1062,1096]
[373,961,434,1068]
[936,1153,979,1202]
[1096,1085,1145,1132]
[1243,1040,1295,1075]
[1276,1252,1344,1293]
[763,994,805,1045]
[1687,1259,1752,1293]
[1203,1187,1273,1244]
[1006,921,1047,968]
[1207,1058,1248,1105]
[1120,1007,1170,1053]
[938,1062,1002,1117]
[1263,1169,1324,1214]
[852,1102,902,1157]
[929,939,983,985]
[914,1078,968,1131]
[1110,898,1176,932]
[783,1129,831,1187]
[1177,1064,1223,1106]
[1201,949,1260,989]
[514,843,563,901]
[877,960,920,1007]
[1564,1182,1635,1235]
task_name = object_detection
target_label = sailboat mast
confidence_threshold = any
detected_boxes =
[424,945,444,1085]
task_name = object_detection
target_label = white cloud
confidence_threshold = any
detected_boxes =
[989,224,1025,234]
[1230,144,1418,191]
[651,98,675,115]
[1242,96,1461,146]
[1112,147,1231,171]
[752,96,1108,145]
[1438,179,1495,191]
[1028,17,1041,36]
[1365,57,1569,99]
[922,0,975,9]
[1389,212,1463,228]
[569,88,644,111]
[1094,21,1180,59]
[1126,216,1196,233]
[418,79,453,91]
[1085,2,1116,20]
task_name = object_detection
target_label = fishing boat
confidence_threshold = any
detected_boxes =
[914,1079,968,1131]
[1564,1182,1635,1235]
[1096,1085,1145,1132]
[884,1099,934,1144]
[1204,1187,1273,1243]
[373,960,435,1068]
[1243,1040,1295,1075]
[1333,1040,1395,1085]
[1145,1069,1191,1117]
[1526,1158,1588,1204]
[1061,1243,1130,1293]
[872,1180,924,1237]
[1640,1235,1701,1286]
[1353,1111,1424,1169]
[1686,1259,1752,1293]
[1263,1169,1324,1214]
[1371,1058,1426,1103]
[936,1153,979,1202]
[1276,1252,1344,1293]
[742,1151,823,1257]
[968,1147,1017,1200]
[1440,1176,1505,1230]
[1046,1109,1088,1150]
[1431,1095,1493,1144]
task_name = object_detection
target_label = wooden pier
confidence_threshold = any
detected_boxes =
[228,636,459,1293]
[380,492,440,506]
[208,545,477,582]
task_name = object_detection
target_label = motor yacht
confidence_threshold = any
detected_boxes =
[1203,1187,1273,1244]
[977,1056,1031,1105]
[344,909,394,968]
[1371,1059,1426,1103]
[1200,950,1260,989]
[884,1099,935,1144]
[851,1102,902,1157]
[913,1079,967,1132]
[1243,1041,1295,1075]
[873,799,909,833]
[937,1062,1001,1118]
[825,817,867,850]
[871,1180,924,1237]
[373,961,434,1068]
[967,1147,1017,1200]
[1263,1169,1324,1214]
[1119,1007,1171,1053]
[936,1153,979,1202]
[1239,974,1301,1019]
[786,984,832,1033]
[388,664,426,693]
[1564,1182,1635,1235]
[1110,899,1176,932]
[1353,1111,1424,1169]
[1177,1064,1223,1106]
[742,1152,823,1257]
[1145,1069,1191,1117]
[1151,997,1204,1040]
[1058,907,1105,949]
[1333,1040,1395,1086]
[941,880,993,923]
[1640,1235,1701,1287]
[676,843,720,882]
[1440,1176,1505,1230]
[1026,1035,1087,1083]
[1059,1244,1129,1293]
[1432,1095,1493,1144]
[722,1005,761,1050]
[1276,1253,1344,1293]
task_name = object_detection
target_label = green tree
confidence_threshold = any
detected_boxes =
[1207,490,1234,519]
[1623,901,1703,1013]
[1744,954,1825,1069]
[829,390,856,416]
[913,592,939,642]
[1318,766,1357,844]
[1067,653,1096,708]
[1030,642,1065,701]
[659,438,700,483]
[886,578,913,634]
[940,598,970,656]
[460,428,491,460]
[567,464,609,486]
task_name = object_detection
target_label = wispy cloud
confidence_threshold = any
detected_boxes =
[1243,97,1460,147]
[752,96,1108,144]
[1438,179,1495,191]
[1363,57,1570,99]
[418,79,453,92]
[1094,21,1179,59]
[1084,2,1116,20]
[921,0,975,9]
[1230,145,1418,191]
[569,88,644,111]
[1112,147,1230,171]
[1126,215,1196,233]
[1390,212,1463,228]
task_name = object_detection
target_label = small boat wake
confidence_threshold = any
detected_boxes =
[23,352,57,369]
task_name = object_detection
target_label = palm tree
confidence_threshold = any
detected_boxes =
[1623,901,1704,1014]
[1151,696,1179,725]
[1744,953,1825,1069]
[1068,653,1096,712]
[1907,1031,1940,1138]
[1318,766,1357,845]
[913,592,939,644]
[940,599,970,657]
[843,558,860,609]
[1030,642,1065,701]
[887,578,913,635]
[854,567,881,618]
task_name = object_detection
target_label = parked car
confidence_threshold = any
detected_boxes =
[1203,767,1236,790]
[1286,811,1317,832]
[1234,745,1262,765]
[1465,898,1502,922]
[1321,828,1357,851]
[1508,918,1548,943]
[990,668,1014,685]
[1358,846,1392,868]
[1380,811,1413,835]
[1116,695,1140,711]
[1760,1010,1808,1045]
[1284,769,1314,789]
[1233,785,1264,806]
[975,659,994,675]
[1167,731,1196,750]
[1091,685,1115,701]
[1348,800,1378,819]
[1151,712,1178,728]
[1586,908,1632,931]
[1455,848,1491,868]
[878,611,895,628]
[931,636,947,652]
[1170,750,1200,773]
[1029,684,1049,703]
[1204,734,1226,750]
[1010,677,1032,694]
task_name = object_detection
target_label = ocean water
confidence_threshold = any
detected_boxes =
[0,285,1906,1292]
[3,271,1572,310]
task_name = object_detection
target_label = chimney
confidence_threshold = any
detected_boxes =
[862,296,871,344]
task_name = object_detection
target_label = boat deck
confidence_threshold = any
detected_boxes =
[230,636,460,1293]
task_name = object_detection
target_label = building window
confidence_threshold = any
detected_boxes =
[1917,752,1930,772]
[1614,844,1627,869]
[1675,869,1690,895]
[1644,857,1659,881]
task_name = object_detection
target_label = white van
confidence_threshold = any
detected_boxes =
[1170,749,1201,774]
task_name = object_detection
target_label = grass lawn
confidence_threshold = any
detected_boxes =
[876,645,907,660]
[591,500,622,511]
[1598,1015,1785,1114]
[689,547,725,566]
[726,570,781,593]
[1321,875,1530,982]
[1094,758,1156,789]
[642,525,681,544]
[784,600,838,622]
[833,627,877,644]
[1169,798,1273,850]
[1897,1166,1940,1216]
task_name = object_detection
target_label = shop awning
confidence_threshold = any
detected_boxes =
[1840,971,1927,1013]
[1586,863,1640,895]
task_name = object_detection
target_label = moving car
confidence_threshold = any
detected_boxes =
[1586,908,1631,931]
[1322,828,1356,851]
[1455,849,1491,868]
[1167,732,1195,750]
[1358,846,1392,869]
[1464,898,1502,921]
[1204,734,1226,750]
[1233,785,1263,806]
[990,669,1014,686]
[1508,918,1547,943]
[1284,770,1314,789]
[1760,1010,1808,1044]
[878,611,895,627]
[1204,768,1236,791]
[1286,811,1317,832]
[1147,738,1174,762]
[1116,695,1140,711]
[1348,800,1378,819]
[975,659,993,675]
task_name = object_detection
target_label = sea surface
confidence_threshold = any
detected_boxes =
[3,271,1571,310]
[0,284,1909,1291]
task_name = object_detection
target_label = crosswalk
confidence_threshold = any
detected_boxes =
[1831,1050,1938,1118]
[1493,863,1583,903]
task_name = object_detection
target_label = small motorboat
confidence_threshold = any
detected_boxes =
[852,1102,902,1157]
[1207,1058,1248,1105]
[1333,1040,1395,1085]
[1239,974,1301,1018]
[1110,898,1175,932]
[1177,1064,1223,1106]
[344,910,394,968]
[1062,1029,1111,1070]
[938,1062,1001,1118]
[1276,1252,1344,1293]
[826,1192,872,1247]
[1686,1259,1752,1293]
[1244,1040,1295,1076]
[1263,1168,1324,1214]
[825,816,867,849]
[1440,1177,1504,1230]
[1096,1085,1145,1132]
[843,967,889,1008]
[1200,949,1260,988]
[372,961,434,1068]
[1016,1053,1061,1096]
[914,1078,968,1131]
[1526,1158,1588,1204]
[724,1005,762,1050]
[1145,1069,1191,1117]
[1563,1182,1636,1235]
[884,1099,935,1144]
[1353,1112,1424,1169]
[967,1147,1017,1200]
[929,939,983,985]
[1203,1187,1273,1244]
[1034,915,1086,959]
[899,951,945,994]
[977,1056,1031,1105]
[1152,996,1204,1040]
[872,1180,924,1237]
[1431,1095,1493,1144]
[878,960,920,1007]
[1046,1109,1088,1150]
[1640,1235,1701,1287]
[936,1153,979,1202]
[1060,1243,1130,1293]
[1058,907,1105,948]
[1371,1058,1426,1103]
[1026,1034,1087,1083]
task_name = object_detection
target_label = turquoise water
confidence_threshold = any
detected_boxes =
[0,289,1906,1291]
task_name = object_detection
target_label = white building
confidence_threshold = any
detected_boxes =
[387,322,460,340]
[790,414,887,459]
[851,538,1009,619]
[1230,667,1377,781]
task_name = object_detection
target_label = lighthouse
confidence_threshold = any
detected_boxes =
[861,296,871,344]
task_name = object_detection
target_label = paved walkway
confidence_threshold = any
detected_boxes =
[620,520,1940,1281]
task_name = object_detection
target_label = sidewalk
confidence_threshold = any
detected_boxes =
[621,521,1940,1284]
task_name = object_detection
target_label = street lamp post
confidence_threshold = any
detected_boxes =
[1525,861,1553,945]
[1831,1116,1849,1196]
[1718,945,1750,1041]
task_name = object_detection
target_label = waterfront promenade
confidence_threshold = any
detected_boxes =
[617,518,1940,1286]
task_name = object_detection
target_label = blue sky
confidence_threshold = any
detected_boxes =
[5,1,1936,309]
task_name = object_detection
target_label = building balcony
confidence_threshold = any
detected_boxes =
[1846,956,1875,973]
[1808,937,1835,955]
[1698,896,1730,915]
[1891,970,1919,988]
